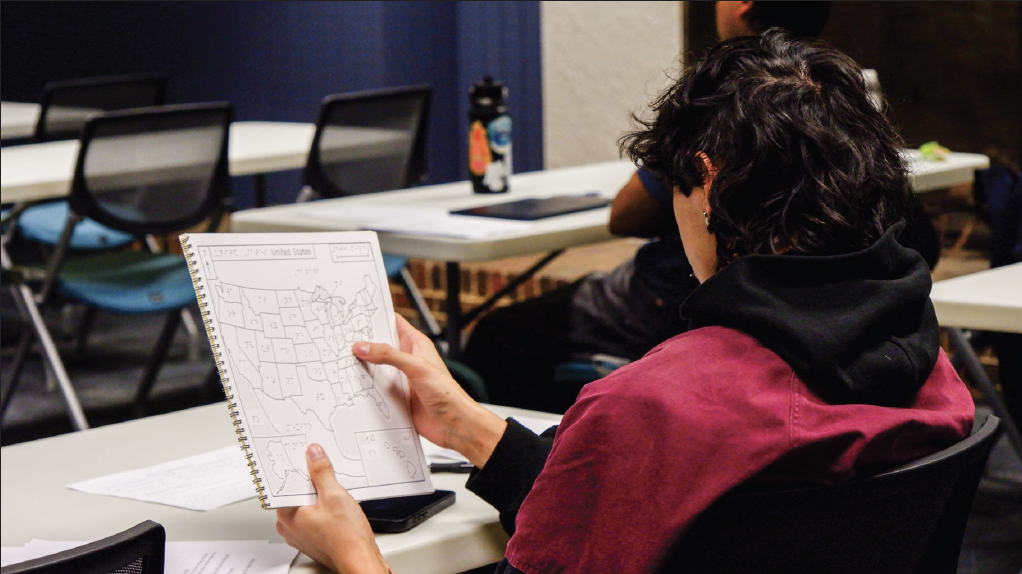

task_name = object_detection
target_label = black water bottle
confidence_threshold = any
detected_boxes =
[468,76,511,194]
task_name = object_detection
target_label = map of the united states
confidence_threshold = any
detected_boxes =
[210,272,422,497]
[185,235,433,506]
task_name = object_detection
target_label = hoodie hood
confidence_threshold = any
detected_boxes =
[680,221,939,407]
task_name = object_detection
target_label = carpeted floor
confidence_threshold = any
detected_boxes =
[0,298,221,444]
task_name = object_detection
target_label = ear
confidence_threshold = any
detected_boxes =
[696,152,718,193]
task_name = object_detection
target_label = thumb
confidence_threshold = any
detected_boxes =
[305,443,340,495]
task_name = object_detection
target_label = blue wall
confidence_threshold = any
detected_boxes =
[1,1,542,208]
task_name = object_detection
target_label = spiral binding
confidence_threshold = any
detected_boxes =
[180,234,270,508]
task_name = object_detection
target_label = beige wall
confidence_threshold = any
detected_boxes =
[541,1,684,169]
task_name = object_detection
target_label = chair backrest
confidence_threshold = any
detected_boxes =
[661,414,1001,574]
[66,102,232,237]
[1,520,165,574]
[303,85,431,198]
[35,74,167,143]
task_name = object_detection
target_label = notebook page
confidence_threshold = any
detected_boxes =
[181,231,433,507]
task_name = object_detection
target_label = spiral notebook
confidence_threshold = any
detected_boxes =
[180,231,434,509]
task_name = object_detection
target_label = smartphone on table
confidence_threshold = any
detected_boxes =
[359,490,456,533]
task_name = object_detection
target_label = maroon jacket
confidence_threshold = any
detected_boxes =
[466,224,975,574]
[503,327,974,574]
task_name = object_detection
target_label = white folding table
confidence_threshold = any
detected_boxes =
[930,263,1022,455]
[1,101,40,141]
[1,121,406,208]
[0,402,561,574]
[903,149,990,194]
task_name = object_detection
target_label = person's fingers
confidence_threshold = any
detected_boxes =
[353,340,437,378]
[395,314,431,346]
[305,444,341,495]
[273,447,384,574]
[394,313,418,337]
[394,315,446,370]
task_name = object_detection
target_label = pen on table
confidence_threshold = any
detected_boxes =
[429,461,475,473]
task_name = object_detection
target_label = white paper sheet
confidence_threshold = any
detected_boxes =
[303,204,533,239]
[303,204,441,226]
[421,438,469,463]
[2,541,81,567]
[66,446,254,511]
[3,540,297,574]
[1,548,27,568]
[164,541,297,574]
[365,214,533,239]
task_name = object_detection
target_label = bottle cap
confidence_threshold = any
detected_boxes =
[470,75,508,104]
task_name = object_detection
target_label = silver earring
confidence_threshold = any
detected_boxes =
[703,211,710,228]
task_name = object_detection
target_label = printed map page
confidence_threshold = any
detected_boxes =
[184,232,433,507]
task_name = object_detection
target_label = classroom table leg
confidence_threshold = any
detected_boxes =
[460,250,565,327]
[442,251,566,360]
[7,281,89,431]
[254,174,267,208]
[1,220,89,432]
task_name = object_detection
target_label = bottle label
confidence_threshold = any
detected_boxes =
[488,115,512,155]
[482,115,511,192]
[469,120,491,176]
[469,114,511,193]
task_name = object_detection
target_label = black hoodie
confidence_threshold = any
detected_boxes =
[681,221,939,408]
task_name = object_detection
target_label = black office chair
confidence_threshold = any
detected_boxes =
[1,520,165,574]
[661,414,1001,574]
[2,103,232,420]
[18,74,169,253]
[34,73,167,143]
[298,86,441,338]
[15,74,171,330]
[302,85,430,198]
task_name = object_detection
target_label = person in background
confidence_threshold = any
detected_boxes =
[463,0,941,415]
[460,1,836,414]
[275,30,974,574]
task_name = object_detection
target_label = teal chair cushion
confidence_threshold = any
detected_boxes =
[57,251,196,314]
[383,254,407,279]
[18,201,134,250]
[554,354,631,386]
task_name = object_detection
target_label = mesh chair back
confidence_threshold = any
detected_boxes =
[304,85,431,197]
[66,103,232,237]
[1,520,165,574]
[661,414,1001,574]
[35,74,167,142]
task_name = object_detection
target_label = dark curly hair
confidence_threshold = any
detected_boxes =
[623,29,910,268]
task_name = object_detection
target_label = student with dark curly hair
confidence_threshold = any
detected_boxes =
[462,2,837,415]
[275,30,973,574]
[461,0,938,416]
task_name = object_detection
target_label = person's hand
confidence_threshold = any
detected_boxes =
[276,444,390,574]
[353,315,506,468]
